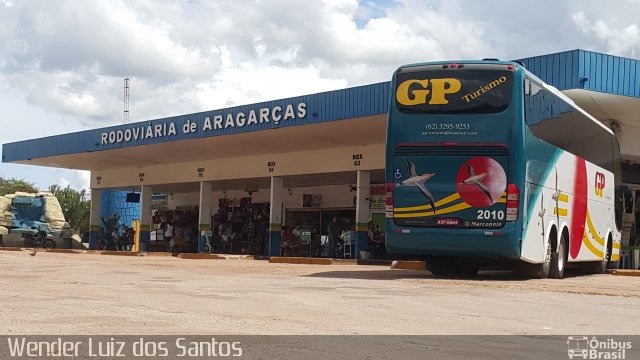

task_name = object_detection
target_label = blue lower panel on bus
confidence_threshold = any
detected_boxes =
[385,220,521,259]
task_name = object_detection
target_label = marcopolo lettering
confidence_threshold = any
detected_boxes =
[100,102,307,145]
[396,78,462,106]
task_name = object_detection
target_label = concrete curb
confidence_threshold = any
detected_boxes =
[390,260,426,270]
[269,257,333,265]
[0,247,24,252]
[45,249,86,254]
[332,258,358,265]
[144,252,175,257]
[178,253,225,260]
[100,251,145,257]
[224,255,258,260]
[610,269,640,276]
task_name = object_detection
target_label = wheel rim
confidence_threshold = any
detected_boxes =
[558,242,565,272]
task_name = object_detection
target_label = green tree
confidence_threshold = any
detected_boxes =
[0,177,38,196]
[49,185,91,233]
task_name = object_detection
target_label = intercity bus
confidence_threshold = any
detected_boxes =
[384,60,621,278]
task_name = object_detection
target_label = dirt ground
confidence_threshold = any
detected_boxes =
[0,250,638,335]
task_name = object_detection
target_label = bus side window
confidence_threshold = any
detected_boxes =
[524,78,544,126]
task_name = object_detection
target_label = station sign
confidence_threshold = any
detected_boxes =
[100,102,307,145]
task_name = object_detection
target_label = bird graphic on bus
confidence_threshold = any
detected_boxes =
[461,162,493,203]
[455,156,507,208]
[398,157,436,214]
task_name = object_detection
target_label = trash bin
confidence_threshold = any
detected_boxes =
[63,237,72,249]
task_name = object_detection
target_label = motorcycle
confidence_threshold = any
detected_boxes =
[21,228,56,249]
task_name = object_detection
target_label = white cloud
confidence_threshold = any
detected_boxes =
[572,11,640,57]
[57,177,71,189]
[1,1,638,126]
[55,170,90,192]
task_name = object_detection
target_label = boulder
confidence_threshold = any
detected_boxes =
[37,192,55,197]
[3,211,15,219]
[5,194,15,199]
[0,226,8,235]
[0,219,12,227]
[44,197,66,223]
[50,220,71,230]
[14,192,35,197]
[0,196,11,213]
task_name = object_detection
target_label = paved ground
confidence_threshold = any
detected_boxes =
[0,250,638,335]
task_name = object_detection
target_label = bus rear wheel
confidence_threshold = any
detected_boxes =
[426,258,452,276]
[453,263,480,277]
[549,234,567,279]
[516,241,551,279]
[535,240,552,279]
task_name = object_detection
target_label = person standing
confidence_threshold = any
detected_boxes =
[327,216,340,258]
[369,223,385,259]
[164,222,174,252]
[111,228,121,251]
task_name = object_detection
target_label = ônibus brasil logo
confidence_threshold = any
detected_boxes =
[567,336,632,359]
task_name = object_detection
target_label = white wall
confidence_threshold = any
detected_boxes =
[92,143,385,189]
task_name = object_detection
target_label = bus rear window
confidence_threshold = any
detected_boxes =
[394,66,514,114]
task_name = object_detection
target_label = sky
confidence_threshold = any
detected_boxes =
[1,0,639,192]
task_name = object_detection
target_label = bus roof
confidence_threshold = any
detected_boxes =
[396,59,516,69]
[395,59,614,137]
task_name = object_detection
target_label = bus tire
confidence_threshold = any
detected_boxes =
[523,241,551,279]
[454,263,480,277]
[549,233,566,279]
[426,258,451,276]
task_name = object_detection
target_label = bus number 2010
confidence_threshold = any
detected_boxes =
[476,210,504,220]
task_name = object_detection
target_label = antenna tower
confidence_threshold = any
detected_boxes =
[124,77,130,124]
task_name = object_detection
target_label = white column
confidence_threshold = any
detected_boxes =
[355,170,371,258]
[198,181,213,253]
[88,188,102,250]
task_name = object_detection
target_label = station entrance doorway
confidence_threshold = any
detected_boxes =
[285,208,356,257]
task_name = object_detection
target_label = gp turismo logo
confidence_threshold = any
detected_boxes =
[594,172,605,198]
[567,336,632,359]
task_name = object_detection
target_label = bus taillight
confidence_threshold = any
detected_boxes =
[506,184,519,221]
[385,182,394,219]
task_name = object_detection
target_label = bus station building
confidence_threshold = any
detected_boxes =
[3,49,640,260]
